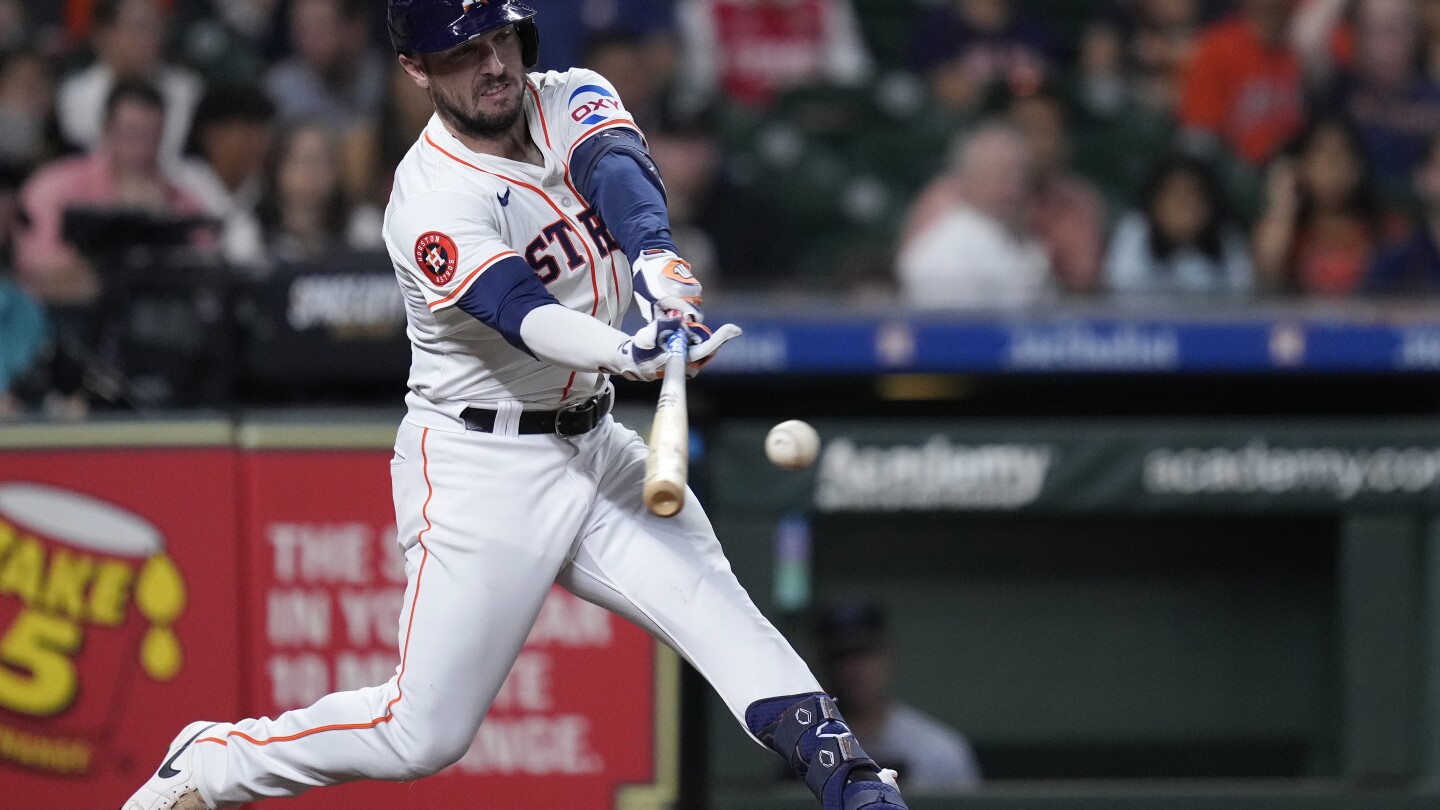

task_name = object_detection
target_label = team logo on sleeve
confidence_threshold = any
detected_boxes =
[568,85,624,125]
[414,232,459,286]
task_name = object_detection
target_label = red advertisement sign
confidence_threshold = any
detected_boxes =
[238,450,673,810]
[0,448,242,805]
[0,438,673,808]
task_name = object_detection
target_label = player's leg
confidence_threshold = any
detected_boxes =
[138,425,586,808]
[556,419,906,810]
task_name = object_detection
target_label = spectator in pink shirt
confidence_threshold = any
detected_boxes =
[17,80,205,305]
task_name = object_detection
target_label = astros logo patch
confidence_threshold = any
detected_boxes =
[414,232,459,286]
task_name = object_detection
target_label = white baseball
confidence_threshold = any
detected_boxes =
[765,420,821,470]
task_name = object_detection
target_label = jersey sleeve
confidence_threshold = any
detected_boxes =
[385,190,521,312]
[555,69,643,164]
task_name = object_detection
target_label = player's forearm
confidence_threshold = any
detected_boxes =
[518,303,631,372]
[570,129,677,256]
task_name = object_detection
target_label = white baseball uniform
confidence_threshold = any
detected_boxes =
[189,69,821,806]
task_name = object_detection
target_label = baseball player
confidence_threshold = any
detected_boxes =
[123,2,909,809]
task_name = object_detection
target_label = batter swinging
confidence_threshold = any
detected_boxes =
[123,3,908,809]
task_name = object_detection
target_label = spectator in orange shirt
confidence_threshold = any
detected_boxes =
[1179,0,1305,165]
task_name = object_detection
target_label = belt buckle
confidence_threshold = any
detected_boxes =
[555,393,600,438]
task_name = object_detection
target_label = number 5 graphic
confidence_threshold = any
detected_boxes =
[0,610,83,716]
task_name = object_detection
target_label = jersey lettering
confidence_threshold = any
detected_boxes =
[541,221,585,269]
[577,207,619,258]
[525,234,562,284]
[524,213,612,284]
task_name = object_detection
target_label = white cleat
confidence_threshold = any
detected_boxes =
[879,768,900,789]
[121,720,229,810]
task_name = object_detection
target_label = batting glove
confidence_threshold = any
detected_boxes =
[632,249,703,323]
[605,318,742,382]
[606,315,683,382]
[681,321,742,377]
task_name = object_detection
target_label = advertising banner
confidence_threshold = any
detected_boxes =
[704,311,1440,375]
[714,420,1440,514]
[0,423,675,809]
[238,448,674,810]
[0,445,243,805]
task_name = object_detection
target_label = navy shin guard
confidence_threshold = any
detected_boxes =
[746,693,900,810]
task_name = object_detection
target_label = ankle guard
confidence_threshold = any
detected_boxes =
[745,693,879,810]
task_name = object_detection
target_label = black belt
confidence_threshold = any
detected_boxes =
[461,388,613,437]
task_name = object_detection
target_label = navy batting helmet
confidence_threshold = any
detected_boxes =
[388,0,539,66]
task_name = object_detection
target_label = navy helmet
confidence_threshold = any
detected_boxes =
[388,0,539,66]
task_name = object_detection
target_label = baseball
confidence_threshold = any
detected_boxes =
[765,420,821,470]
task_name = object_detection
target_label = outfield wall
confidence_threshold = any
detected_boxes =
[0,415,677,809]
[5,414,1440,809]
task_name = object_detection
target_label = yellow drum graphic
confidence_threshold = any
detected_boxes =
[0,483,186,774]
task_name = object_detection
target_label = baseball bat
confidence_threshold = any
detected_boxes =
[643,328,690,517]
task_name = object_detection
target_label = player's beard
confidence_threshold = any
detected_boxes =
[430,75,526,140]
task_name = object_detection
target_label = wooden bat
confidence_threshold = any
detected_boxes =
[643,328,690,517]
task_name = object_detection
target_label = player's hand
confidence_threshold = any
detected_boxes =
[681,321,742,377]
[605,318,741,382]
[607,315,685,382]
[632,249,703,323]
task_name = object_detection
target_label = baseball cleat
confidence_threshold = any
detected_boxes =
[879,768,900,788]
[121,721,228,810]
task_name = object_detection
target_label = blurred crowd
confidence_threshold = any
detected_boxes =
[892,0,1440,307]
[5,0,1440,413]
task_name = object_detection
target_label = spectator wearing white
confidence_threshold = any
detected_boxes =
[174,85,276,271]
[675,0,873,111]
[896,123,1056,309]
[56,0,202,163]
[1104,155,1254,296]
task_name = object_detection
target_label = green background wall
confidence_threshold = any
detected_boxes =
[700,420,1440,808]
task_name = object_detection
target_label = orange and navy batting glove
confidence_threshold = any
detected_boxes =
[632,248,703,323]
